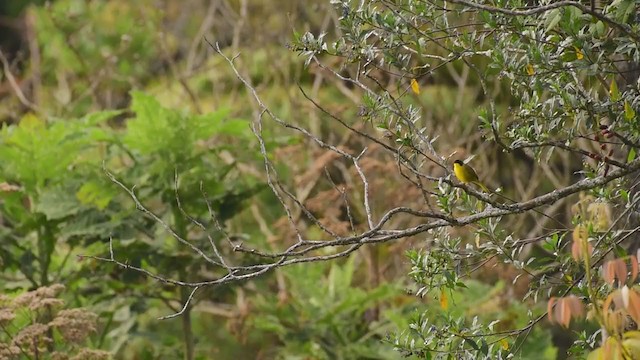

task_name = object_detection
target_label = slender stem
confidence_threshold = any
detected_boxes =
[180,286,194,360]
[583,240,602,323]
[38,221,55,286]
[173,206,194,360]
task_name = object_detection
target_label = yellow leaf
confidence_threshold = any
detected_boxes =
[625,101,636,121]
[20,113,45,130]
[500,339,509,351]
[526,64,535,76]
[440,289,448,310]
[410,78,420,95]
[572,224,588,243]
[574,46,584,60]
[610,79,621,101]
[623,338,640,358]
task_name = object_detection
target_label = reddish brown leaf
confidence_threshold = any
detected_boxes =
[626,288,640,326]
[603,261,615,286]
[612,289,625,310]
[571,239,582,261]
[566,295,584,319]
[614,259,628,287]
[630,256,638,283]
[547,297,557,324]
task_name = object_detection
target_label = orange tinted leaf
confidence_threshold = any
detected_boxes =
[440,289,448,311]
[612,288,626,310]
[410,78,420,95]
[614,259,628,287]
[603,293,615,323]
[0,182,20,192]
[547,297,557,324]
[500,339,509,350]
[603,261,615,286]
[571,239,580,261]
[602,338,625,360]
[627,289,640,325]
[559,298,572,327]
[631,256,638,283]
[567,295,585,319]
[526,64,535,76]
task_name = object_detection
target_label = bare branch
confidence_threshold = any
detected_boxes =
[158,286,199,320]
[103,165,223,267]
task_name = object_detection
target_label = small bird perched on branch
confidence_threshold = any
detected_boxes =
[453,160,489,192]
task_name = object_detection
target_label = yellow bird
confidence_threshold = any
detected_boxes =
[453,160,490,192]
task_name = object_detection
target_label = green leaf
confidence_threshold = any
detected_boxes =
[614,244,627,258]
[610,79,621,101]
[465,338,480,351]
[0,191,29,225]
[58,210,120,241]
[82,110,124,125]
[125,91,237,160]
[0,114,96,191]
[544,9,562,33]
[125,91,180,155]
[209,117,248,137]
[614,0,636,22]
[34,185,82,220]
[624,101,636,121]
[76,181,115,209]
[480,339,489,355]
[19,250,37,280]
[590,21,605,37]
[628,148,636,163]
[328,255,355,297]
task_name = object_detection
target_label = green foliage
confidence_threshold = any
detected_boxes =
[392,278,557,359]
[1,1,385,359]
[249,257,404,359]
[120,91,261,212]
[294,0,640,358]
[0,88,262,357]
[29,0,163,115]
[125,91,221,157]
[5,0,640,358]
[0,112,120,288]
[0,114,102,192]
[101,92,263,357]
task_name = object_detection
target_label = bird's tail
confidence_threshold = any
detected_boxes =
[474,181,490,193]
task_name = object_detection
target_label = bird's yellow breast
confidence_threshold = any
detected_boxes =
[453,162,478,184]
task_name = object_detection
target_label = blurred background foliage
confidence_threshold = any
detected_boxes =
[0,0,561,359]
